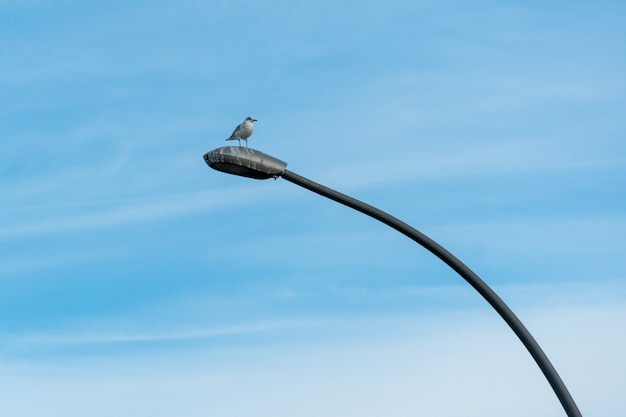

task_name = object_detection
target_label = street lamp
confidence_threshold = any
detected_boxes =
[203,145,582,417]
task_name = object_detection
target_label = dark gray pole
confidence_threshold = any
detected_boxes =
[203,146,582,416]
[281,169,582,417]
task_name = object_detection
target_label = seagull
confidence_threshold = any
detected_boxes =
[225,116,257,147]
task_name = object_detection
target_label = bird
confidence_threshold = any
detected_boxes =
[225,116,257,147]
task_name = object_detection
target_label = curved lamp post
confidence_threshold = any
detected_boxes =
[203,146,582,417]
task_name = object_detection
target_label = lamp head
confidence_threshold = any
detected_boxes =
[203,146,287,180]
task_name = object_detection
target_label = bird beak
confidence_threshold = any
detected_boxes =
[253,119,258,122]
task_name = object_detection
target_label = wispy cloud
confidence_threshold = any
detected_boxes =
[315,138,625,191]
[5,319,306,348]
[0,185,282,240]
[1,294,624,417]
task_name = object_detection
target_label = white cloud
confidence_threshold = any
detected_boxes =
[0,181,288,240]
[312,137,625,191]
[7,320,302,347]
[1,293,623,417]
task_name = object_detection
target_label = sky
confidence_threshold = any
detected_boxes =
[1,0,625,415]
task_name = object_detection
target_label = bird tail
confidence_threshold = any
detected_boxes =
[225,137,235,141]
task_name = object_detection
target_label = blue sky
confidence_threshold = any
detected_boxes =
[1,0,625,415]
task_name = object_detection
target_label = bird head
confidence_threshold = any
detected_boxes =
[245,116,257,123]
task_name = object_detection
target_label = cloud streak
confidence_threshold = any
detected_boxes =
[1,294,624,417]
[0,183,288,240]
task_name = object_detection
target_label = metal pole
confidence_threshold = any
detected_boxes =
[281,169,582,417]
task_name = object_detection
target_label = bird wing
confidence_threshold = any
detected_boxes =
[229,123,243,138]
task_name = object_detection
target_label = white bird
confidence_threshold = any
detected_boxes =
[225,116,257,147]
